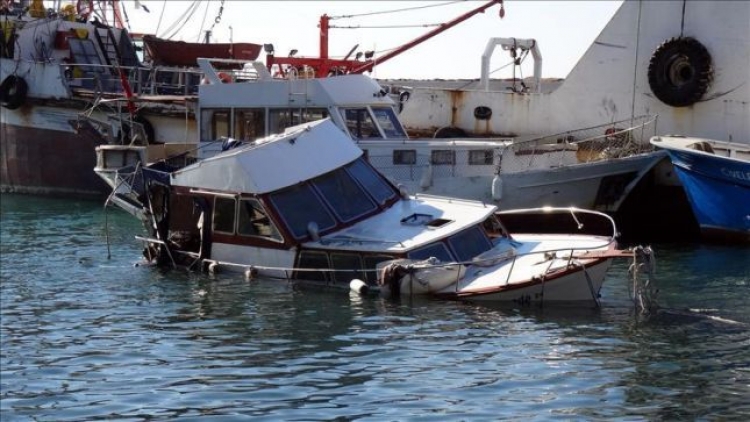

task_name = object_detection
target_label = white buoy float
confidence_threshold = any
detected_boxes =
[349,279,369,295]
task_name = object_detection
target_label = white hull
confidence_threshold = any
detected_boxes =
[397,1,749,144]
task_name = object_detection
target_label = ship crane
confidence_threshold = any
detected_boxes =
[266,0,505,78]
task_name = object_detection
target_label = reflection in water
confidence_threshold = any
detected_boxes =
[1,195,749,420]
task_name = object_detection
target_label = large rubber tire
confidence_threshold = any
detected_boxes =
[0,75,28,110]
[647,37,712,107]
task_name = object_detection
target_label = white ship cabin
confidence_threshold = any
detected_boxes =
[194,60,514,201]
[196,60,410,152]
[151,119,501,286]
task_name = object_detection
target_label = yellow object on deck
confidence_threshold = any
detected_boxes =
[29,0,46,18]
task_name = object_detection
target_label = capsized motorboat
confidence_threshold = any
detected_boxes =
[650,135,750,243]
[98,118,654,305]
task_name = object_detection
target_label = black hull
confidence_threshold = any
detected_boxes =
[1,121,110,198]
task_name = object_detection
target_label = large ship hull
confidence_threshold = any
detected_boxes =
[1,108,110,197]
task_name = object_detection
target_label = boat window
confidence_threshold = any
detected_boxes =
[269,183,336,239]
[393,150,417,165]
[295,251,330,282]
[234,109,266,141]
[447,226,493,262]
[312,167,376,222]
[300,108,329,123]
[331,253,366,283]
[371,107,407,138]
[469,150,494,165]
[268,108,329,134]
[407,242,454,263]
[340,108,382,139]
[431,150,456,165]
[200,109,231,141]
[268,109,293,134]
[237,198,282,241]
[346,158,397,205]
[213,196,236,234]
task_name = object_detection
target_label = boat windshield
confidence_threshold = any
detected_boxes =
[313,167,377,223]
[269,157,398,239]
[269,183,337,239]
[370,107,408,138]
[407,225,493,263]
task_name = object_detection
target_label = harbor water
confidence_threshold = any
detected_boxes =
[2,194,749,420]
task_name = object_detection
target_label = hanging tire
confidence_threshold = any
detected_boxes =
[0,75,28,110]
[647,37,712,107]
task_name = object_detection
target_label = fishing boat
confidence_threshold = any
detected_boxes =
[96,117,652,304]
[395,1,749,144]
[650,136,750,242]
[0,0,205,196]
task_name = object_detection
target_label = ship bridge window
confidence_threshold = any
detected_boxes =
[345,158,397,205]
[201,109,231,142]
[469,150,494,165]
[234,109,266,141]
[269,183,336,240]
[393,150,416,165]
[431,150,456,165]
[238,198,282,241]
[447,226,493,262]
[269,108,329,134]
[341,108,382,139]
[312,167,376,222]
[213,196,236,234]
[371,107,407,138]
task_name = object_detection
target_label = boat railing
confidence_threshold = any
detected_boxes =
[61,62,205,97]
[502,114,659,172]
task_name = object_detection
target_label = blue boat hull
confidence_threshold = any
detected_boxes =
[667,150,750,242]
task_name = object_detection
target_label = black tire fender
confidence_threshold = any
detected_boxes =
[0,75,28,110]
[647,37,712,107]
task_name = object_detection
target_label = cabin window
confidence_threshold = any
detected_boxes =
[363,255,397,284]
[331,253,366,283]
[296,251,330,282]
[213,196,236,234]
[341,108,381,139]
[447,226,493,263]
[269,183,336,239]
[300,108,329,123]
[312,167,376,222]
[237,198,282,241]
[469,150,494,165]
[268,109,294,134]
[431,150,456,165]
[407,242,453,263]
[346,158,397,205]
[393,150,416,165]
[234,109,266,141]
[371,107,407,138]
[201,109,231,141]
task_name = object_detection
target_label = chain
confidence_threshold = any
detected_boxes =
[210,0,225,31]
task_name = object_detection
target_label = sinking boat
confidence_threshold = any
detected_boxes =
[96,118,653,304]
[650,136,750,243]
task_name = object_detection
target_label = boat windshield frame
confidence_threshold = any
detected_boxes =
[269,157,400,240]
[338,106,408,140]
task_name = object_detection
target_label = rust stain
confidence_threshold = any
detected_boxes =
[448,90,465,127]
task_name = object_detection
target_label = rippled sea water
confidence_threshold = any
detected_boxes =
[2,195,749,421]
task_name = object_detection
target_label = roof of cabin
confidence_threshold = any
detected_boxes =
[170,119,362,194]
